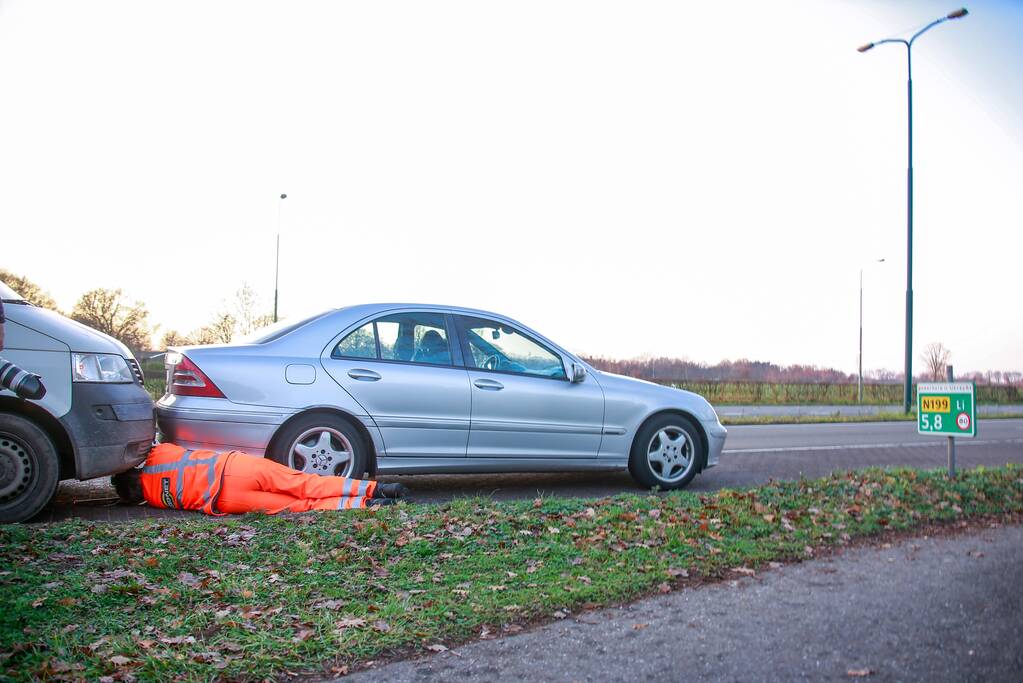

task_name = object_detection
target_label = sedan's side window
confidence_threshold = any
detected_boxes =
[458,316,566,380]
[333,314,453,366]
[376,313,452,366]
[333,322,376,359]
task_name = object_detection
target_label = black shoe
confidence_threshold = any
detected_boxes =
[373,483,410,499]
[367,498,397,507]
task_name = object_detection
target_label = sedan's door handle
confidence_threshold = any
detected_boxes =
[473,378,504,391]
[348,369,382,381]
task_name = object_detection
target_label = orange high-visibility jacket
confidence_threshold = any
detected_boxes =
[140,443,234,515]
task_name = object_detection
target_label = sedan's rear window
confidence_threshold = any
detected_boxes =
[240,310,334,344]
[0,281,23,300]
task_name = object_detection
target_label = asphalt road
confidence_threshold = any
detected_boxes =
[37,419,1023,522]
[389,418,1023,503]
[343,522,1023,682]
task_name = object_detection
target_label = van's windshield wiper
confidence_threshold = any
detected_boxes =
[1,299,31,305]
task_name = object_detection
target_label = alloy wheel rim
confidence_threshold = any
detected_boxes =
[646,426,695,484]
[289,427,354,477]
[0,433,35,504]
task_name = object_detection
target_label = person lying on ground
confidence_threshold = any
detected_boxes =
[111,442,409,514]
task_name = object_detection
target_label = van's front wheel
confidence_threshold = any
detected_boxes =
[0,413,60,523]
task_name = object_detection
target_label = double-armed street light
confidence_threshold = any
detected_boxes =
[857,7,968,413]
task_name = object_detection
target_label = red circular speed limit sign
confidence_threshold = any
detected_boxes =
[956,412,971,431]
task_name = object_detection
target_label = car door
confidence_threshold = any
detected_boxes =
[321,311,471,458]
[455,315,604,459]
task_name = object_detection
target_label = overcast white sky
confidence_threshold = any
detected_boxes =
[1,0,1020,374]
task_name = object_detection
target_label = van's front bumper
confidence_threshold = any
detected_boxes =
[60,382,155,480]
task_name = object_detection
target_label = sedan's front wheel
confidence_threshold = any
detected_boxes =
[269,414,368,479]
[628,414,704,490]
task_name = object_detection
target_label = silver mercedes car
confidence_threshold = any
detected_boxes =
[156,304,726,490]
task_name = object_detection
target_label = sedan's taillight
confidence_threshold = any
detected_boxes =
[168,355,226,398]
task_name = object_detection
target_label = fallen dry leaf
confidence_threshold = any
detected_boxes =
[336,617,367,629]
[372,620,391,633]
[178,572,201,588]
[847,668,874,677]
[425,644,448,653]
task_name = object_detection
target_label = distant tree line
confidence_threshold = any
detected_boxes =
[582,353,1023,386]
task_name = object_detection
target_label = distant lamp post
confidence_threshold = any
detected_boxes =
[857,7,968,413]
[274,193,287,323]
[859,258,886,403]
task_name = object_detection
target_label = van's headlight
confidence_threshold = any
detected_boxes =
[72,353,134,383]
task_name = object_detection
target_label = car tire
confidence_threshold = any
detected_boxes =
[268,413,369,479]
[628,414,704,491]
[0,413,60,523]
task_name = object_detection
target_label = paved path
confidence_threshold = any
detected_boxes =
[343,523,1023,682]
[35,420,1023,522]
[717,404,1023,417]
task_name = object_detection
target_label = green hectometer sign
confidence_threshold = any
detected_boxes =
[917,382,976,438]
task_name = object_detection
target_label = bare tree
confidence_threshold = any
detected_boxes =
[206,312,237,344]
[71,288,151,352]
[160,330,192,349]
[921,342,951,381]
[0,269,60,311]
[232,283,273,336]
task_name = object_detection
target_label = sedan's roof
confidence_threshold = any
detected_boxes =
[340,302,523,320]
[251,302,585,366]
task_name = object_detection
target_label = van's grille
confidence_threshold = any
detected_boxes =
[127,358,145,385]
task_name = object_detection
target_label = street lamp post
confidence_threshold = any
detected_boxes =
[857,7,968,413]
[273,193,287,323]
[859,258,885,403]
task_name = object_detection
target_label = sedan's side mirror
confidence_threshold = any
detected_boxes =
[570,363,587,383]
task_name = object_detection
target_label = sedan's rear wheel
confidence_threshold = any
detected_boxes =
[269,414,368,478]
[628,414,704,490]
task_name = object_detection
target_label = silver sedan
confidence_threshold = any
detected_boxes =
[156,304,726,490]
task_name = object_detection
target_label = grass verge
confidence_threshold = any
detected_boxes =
[720,412,1023,426]
[3,465,1022,681]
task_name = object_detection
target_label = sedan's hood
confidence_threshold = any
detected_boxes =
[595,370,719,422]
[9,304,134,357]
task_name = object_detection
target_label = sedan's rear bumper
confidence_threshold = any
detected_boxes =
[156,395,290,456]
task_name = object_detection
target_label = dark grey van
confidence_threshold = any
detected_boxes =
[1,281,154,522]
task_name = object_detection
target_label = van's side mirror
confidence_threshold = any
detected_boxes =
[570,363,587,383]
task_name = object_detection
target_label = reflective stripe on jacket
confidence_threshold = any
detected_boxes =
[140,443,233,515]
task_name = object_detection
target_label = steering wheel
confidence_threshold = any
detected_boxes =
[482,354,501,371]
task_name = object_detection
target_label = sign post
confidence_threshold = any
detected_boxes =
[917,366,976,478]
